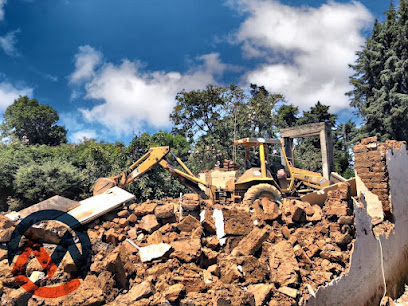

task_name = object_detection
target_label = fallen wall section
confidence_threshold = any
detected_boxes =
[307,139,408,305]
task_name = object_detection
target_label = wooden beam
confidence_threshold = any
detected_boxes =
[280,122,327,138]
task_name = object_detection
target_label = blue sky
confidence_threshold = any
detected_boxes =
[0,0,390,143]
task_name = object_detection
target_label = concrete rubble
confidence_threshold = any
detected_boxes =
[0,181,356,305]
[1,138,408,305]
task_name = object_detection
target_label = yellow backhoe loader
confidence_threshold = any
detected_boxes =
[93,137,330,205]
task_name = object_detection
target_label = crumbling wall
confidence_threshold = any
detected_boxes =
[307,139,408,306]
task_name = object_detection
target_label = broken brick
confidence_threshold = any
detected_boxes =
[138,214,160,233]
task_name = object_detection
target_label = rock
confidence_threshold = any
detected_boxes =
[134,203,157,217]
[118,218,128,228]
[202,218,217,235]
[292,202,306,222]
[170,238,201,262]
[231,227,269,256]
[138,215,160,233]
[105,228,118,245]
[241,256,270,284]
[307,205,323,222]
[1,287,32,305]
[254,198,280,221]
[0,215,13,229]
[247,284,274,306]
[0,228,13,243]
[220,263,242,284]
[118,210,130,218]
[155,204,175,219]
[320,244,345,262]
[98,271,119,302]
[200,247,218,267]
[115,281,154,304]
[177,215,201,232]
[278,286,298,299]
[224,208,253,235]
[127,213,138,223]
[147,231,163,244]
[294,245,313,265]
[331,228,353,245]
[380,296,395,306]
[281,226,291,239]
[0,246,7,261]
[205,236,220,249]
[138,243,172,262]
[165,283,185,302]
[208,264,220,276]
[338,216,354,225]
[127,228,137,240]
[269,241,299,286]
[182,200,200,211]
[213,284,256,306]
[106,249,128,289]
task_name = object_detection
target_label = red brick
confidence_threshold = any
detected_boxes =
[360,136,377,145]
[354,144,368,153]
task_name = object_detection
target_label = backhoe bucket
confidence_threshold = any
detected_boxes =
[94,177,117,195]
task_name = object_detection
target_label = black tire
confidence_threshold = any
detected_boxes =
[243,183,282,205]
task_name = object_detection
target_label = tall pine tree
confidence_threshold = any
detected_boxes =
[348,1,408,141]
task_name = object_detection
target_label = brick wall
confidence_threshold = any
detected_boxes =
[353,136,404,219]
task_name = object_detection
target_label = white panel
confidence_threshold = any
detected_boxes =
[68,187,135,224]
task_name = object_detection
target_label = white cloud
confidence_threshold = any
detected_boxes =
[72,46,226,135]
[0,29,20,57]
[0,0,6,21]
[232,0,372,111]
[71,129,98,143]
[0,82,33,110]
[69,45,102,84]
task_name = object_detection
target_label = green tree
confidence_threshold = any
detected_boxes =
[1,96,67,145]
[14,160,85,209]
[275,104,299,128]
[293,102,338,173]
[333,120,359,178]
[348,1,408,141]
[171,84,284,170]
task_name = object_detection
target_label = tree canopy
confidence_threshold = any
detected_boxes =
[1,96,67,145]
[348,0,408,141]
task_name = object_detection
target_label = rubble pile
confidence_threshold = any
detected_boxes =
[0,183,356,306]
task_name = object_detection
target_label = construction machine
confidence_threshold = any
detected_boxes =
[93,137,330,205]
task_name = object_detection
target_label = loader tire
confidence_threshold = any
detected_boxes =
[243,183,282,206]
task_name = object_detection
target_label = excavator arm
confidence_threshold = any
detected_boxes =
[93,146,210,198]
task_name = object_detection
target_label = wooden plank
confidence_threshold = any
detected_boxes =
[68,187,135,224]
[280,122,327,138]
[17,195,80,219]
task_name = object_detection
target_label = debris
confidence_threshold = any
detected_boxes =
[138,214,160,233]
[0,179,359,306]
[247,284,274,306]
[155,203,175,219]
[278,286,298,299]
[231,227,269,256]
[177,215,201,232]
[126,239,172,262]
[213,209,226,246]
[115,281,154,304]
[164,283,185,302]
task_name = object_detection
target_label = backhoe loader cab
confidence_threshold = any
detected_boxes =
[233,137,292,191]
